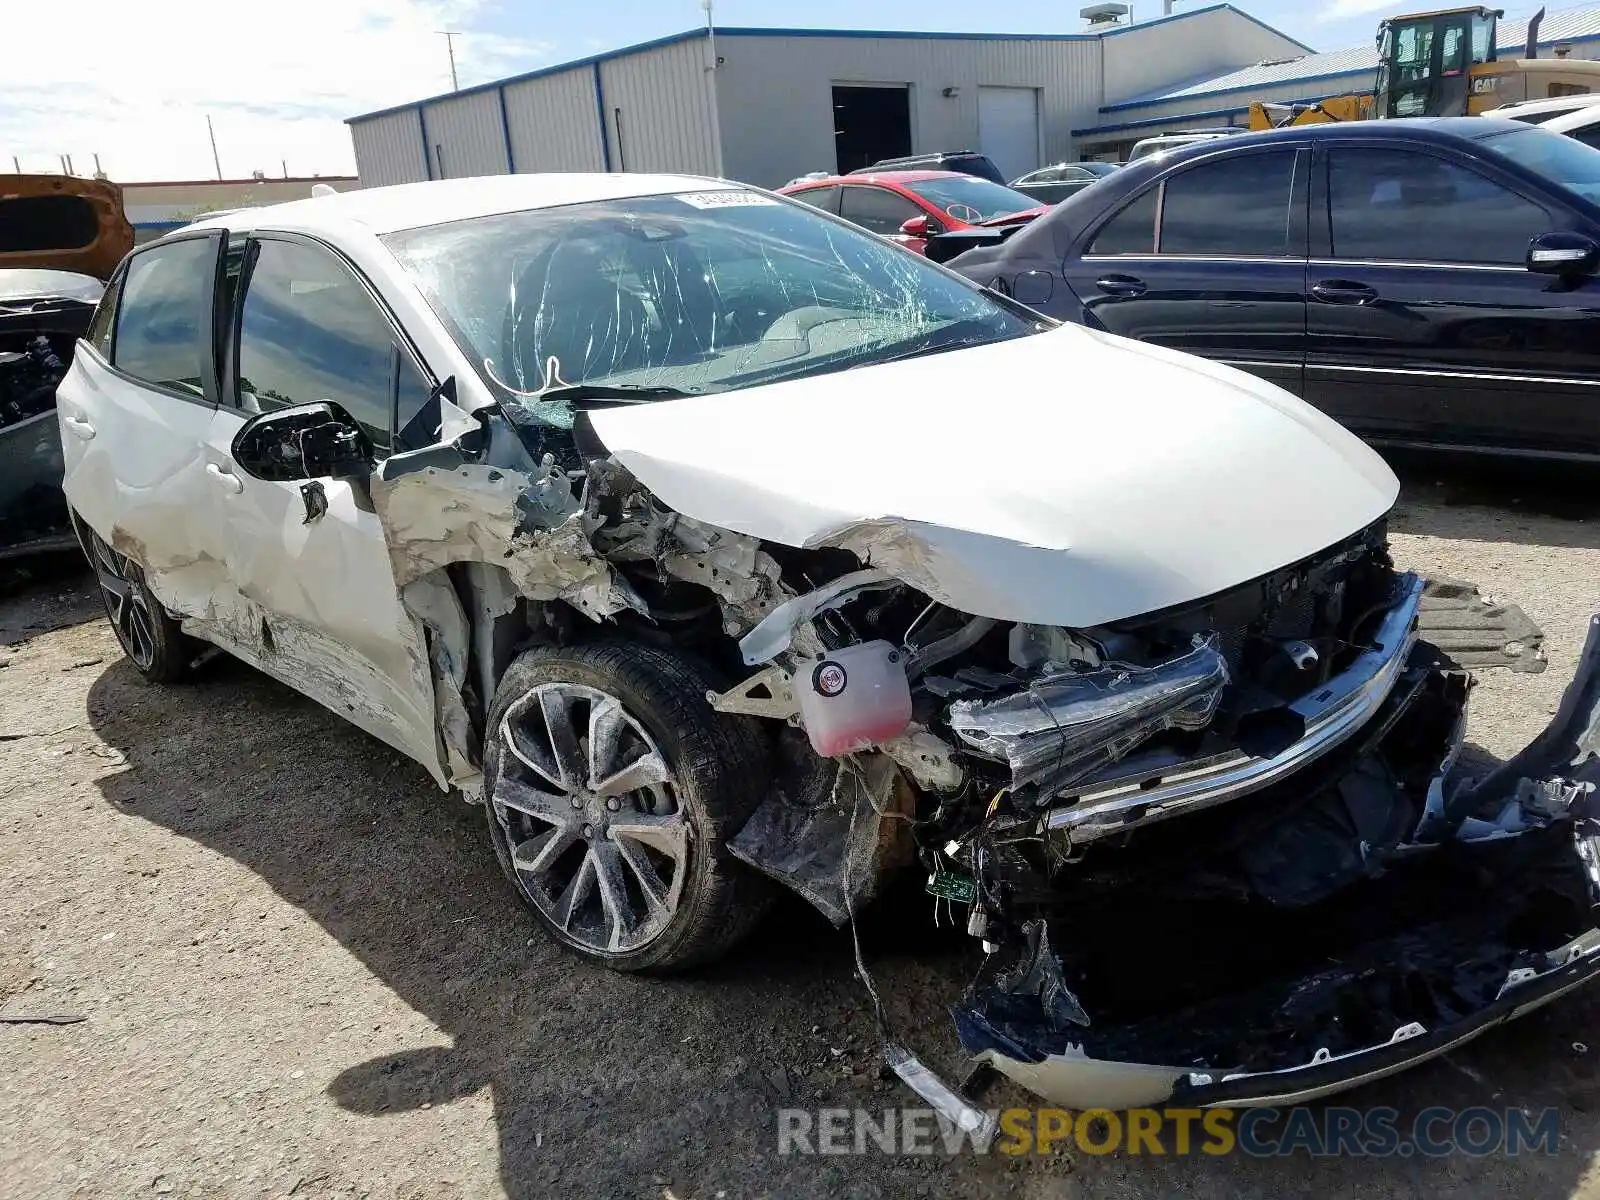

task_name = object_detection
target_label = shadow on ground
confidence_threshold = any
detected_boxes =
[1389,455,1600,550]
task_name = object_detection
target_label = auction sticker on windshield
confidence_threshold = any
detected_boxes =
[675,191,780,208]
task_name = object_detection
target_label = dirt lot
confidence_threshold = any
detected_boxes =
[5,465,1600,1200]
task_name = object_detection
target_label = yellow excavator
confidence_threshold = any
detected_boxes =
[1248,6,1600,130]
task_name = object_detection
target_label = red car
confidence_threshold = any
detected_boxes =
[778,170,1047,255]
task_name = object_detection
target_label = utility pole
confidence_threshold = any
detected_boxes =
[206,114,223,180]
[439,30,461,91]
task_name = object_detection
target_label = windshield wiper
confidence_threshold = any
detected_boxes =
[516,382,698,406]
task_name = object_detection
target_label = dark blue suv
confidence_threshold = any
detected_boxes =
[949,118,1600,462]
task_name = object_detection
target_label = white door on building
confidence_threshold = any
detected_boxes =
[977,86,1040,183]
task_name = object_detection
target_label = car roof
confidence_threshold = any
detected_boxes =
[1543,105,1600,134]
[1488,93,1600,119]
[1139,116,1532,164]
[181,173,736,238]
[782,170,976,188]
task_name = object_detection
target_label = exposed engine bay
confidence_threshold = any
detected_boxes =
[0,333,70,429]
[0,301,86,556]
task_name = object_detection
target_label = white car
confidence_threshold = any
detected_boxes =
[1486,92,1600,124]
[58,172,1600,1117]
[1542,102,1600,150]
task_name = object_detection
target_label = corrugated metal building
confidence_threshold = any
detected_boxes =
[1074,7,1600,158]
[120,176,360,243]
[345,3,1307,188]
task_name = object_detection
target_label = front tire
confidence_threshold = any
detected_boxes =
[75,516,189,684]
[484,640,771,973]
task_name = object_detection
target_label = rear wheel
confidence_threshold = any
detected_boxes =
[484,640,771,973]
[78,519,188,683]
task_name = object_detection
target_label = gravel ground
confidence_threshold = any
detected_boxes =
[4,465,1600,1200]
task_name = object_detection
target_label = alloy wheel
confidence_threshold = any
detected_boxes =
[87,530,158,672]
[492,682,690,956]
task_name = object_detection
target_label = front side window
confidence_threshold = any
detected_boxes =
[112,238,215,396]
[839,186,923,235]
[1329,148,1551,264]
[237,239,420,449]
[384,190,1039,402]
[1159,151,1296,257]
[901,177,1038,223]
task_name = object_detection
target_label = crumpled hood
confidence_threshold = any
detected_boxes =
[587,323,1399,627]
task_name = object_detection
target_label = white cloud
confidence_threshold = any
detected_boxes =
[0,0,550,181]
[1315,0,1400,22]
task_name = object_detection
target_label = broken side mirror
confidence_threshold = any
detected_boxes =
[232,401,375,497]
[1528,231,1600,277]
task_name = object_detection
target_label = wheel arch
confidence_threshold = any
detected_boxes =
[409,558,748,796]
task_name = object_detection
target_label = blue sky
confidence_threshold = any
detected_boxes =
[0,0,1563,181]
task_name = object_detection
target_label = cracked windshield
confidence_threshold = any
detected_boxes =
[383,189,1040,417]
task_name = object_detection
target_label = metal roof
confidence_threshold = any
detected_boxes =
[1105,6,1600,113]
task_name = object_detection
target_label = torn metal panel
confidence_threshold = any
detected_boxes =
[399,572,480,792]
[373,437,641,624]
[739,568,896,665]
[949,637,1229,795]
[651,512,786,637]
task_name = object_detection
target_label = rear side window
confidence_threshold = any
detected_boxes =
[112,238,215,396]
[1159,151,1297,256]
[1328,149,1551,264]
[788,186,841,215]
[1088,189,1158,255]
[236,238,424,450]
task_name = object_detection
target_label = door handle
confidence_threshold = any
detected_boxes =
[1311,280,1379,305]
[1096,274,1148,298]
[62,414,96,441]
[206,463,244,495]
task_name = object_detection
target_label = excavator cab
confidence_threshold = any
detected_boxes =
[1375,6,1501,118]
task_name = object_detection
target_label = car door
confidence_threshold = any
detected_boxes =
[57,229,233,617]
[197,231,448,779]
[839,184,931,251]
[1304,143,1600,455]
[1061,145,1310,397]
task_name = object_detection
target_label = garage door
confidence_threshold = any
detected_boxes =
[978,86,1040,183]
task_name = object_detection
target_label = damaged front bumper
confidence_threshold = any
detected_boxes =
[954,615,1600,1110]
[1038,573,1425,847]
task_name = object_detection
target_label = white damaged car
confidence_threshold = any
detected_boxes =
[58,173,1600,1117]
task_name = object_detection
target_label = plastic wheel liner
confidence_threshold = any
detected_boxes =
[953,615,1600,1110]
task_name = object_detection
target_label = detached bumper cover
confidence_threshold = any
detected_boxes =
[957,614,1600,1109]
